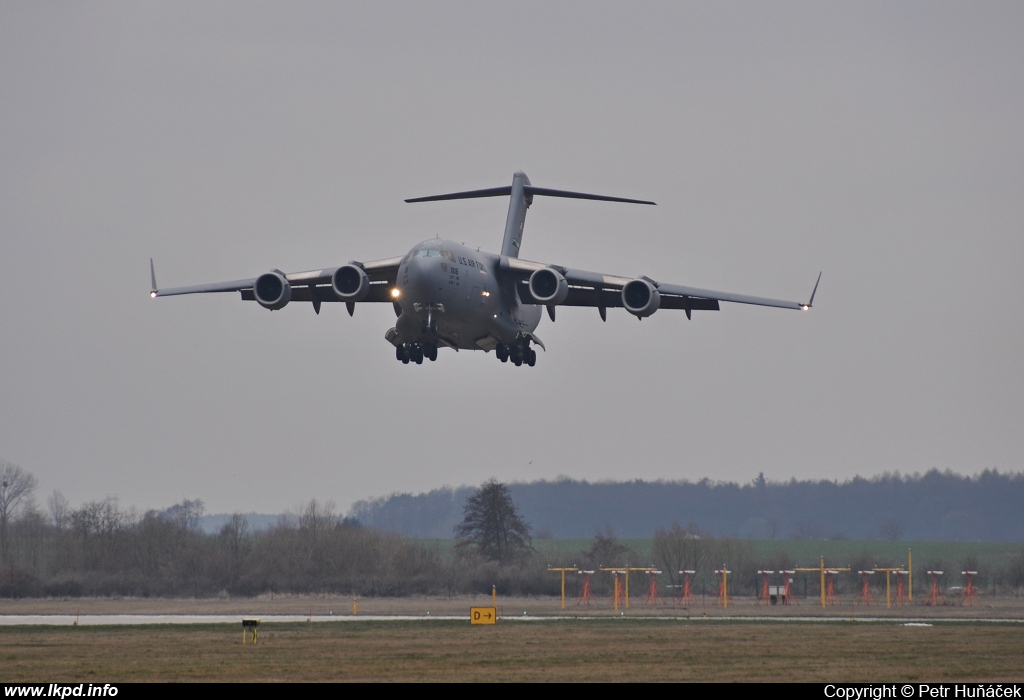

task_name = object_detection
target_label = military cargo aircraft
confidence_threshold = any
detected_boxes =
[151,171,819,366]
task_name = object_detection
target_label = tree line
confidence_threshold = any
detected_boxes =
[3,460,1024,599]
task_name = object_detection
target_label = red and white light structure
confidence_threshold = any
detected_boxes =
[924,570,945,606]
[960,571,978,606]
[858,570,877,606]
[675,570,696,607]
[576,570,596,606]
[757,570,775,606]
[642,569,664,606]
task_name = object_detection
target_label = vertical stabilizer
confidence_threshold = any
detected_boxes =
[501,171,532,258]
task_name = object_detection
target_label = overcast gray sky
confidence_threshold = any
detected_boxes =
[1,2,1021,516]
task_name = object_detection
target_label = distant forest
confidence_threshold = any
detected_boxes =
[348,470,1024,541]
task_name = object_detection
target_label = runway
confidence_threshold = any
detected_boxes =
[2,614,1021,626]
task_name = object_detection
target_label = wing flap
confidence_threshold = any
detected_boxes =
[153,278,257,297]
[516,281,720,310]
[505,257,806,313]
[241,281,396,304]
[656,283,803,310]
[153,257,401,300]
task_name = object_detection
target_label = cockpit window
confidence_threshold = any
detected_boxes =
[415,248,457,262]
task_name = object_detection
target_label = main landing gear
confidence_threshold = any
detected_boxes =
[495,339,537,367]
[396,342,437,365]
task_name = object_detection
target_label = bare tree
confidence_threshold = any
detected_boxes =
[163,499,205,533]
[299,499,337,588]
[1,460,38,565]
[70,498,129,573]
[653,521,709,589]
[583,525,631,568]
[455,480,531,564]
[48,490,71,533]
[219,513,250,590]
[299,498,336,538]
[879,517,906,541]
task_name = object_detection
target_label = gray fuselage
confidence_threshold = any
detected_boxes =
[392,239,541,351]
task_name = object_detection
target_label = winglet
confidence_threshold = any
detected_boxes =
[801,272,821,310]
[150,258,158,298]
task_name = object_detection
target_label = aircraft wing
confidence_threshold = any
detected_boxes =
[501,257,818,317]
[151,256,403,309]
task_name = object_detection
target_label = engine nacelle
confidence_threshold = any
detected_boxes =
[331,264,370,302]
[254,271,292,310]
[528,268,569,306]
[622,278,660,318]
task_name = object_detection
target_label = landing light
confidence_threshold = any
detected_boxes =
[150,291,157,298]
[801,304,809,311]
[391,288,401,299]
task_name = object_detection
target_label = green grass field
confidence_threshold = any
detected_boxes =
[3,618,1023,682]
[529,538,1018,567]
[425,537,1020,572]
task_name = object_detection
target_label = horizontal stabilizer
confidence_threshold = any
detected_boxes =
[525,186,654,205]
[406,185,654,206]
[405,187,511,203]
[406,173,655,259]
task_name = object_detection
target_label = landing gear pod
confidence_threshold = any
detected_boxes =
[622,278,660,318]
[254,271,292,310]
[331,264,370,302]
[528,268,569,306]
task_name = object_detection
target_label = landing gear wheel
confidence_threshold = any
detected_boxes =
[396,345,405,362]
[496,343,508,363]
[526,348,536,366]
[413,345,424,364]
[424,344,437,362]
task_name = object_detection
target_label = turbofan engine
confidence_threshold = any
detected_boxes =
[254,271,292,310]
[528,268,569,306]
[331,264,370,302]
[622,278,660,318]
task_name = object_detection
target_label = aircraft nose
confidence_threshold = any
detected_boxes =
[401,254,438,301]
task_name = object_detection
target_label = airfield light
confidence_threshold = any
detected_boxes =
[714,569,731,608]
[960,571,979,606]
[793,558,850,608]
[757,570,775,606]
[675,570,696,607]
[925,571,945,606]
[548,567,578,609]
[858,570,877,606]
[642,569,664,606]
[576,570,596,606]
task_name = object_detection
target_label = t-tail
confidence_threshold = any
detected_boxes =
[405,171,655,259]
